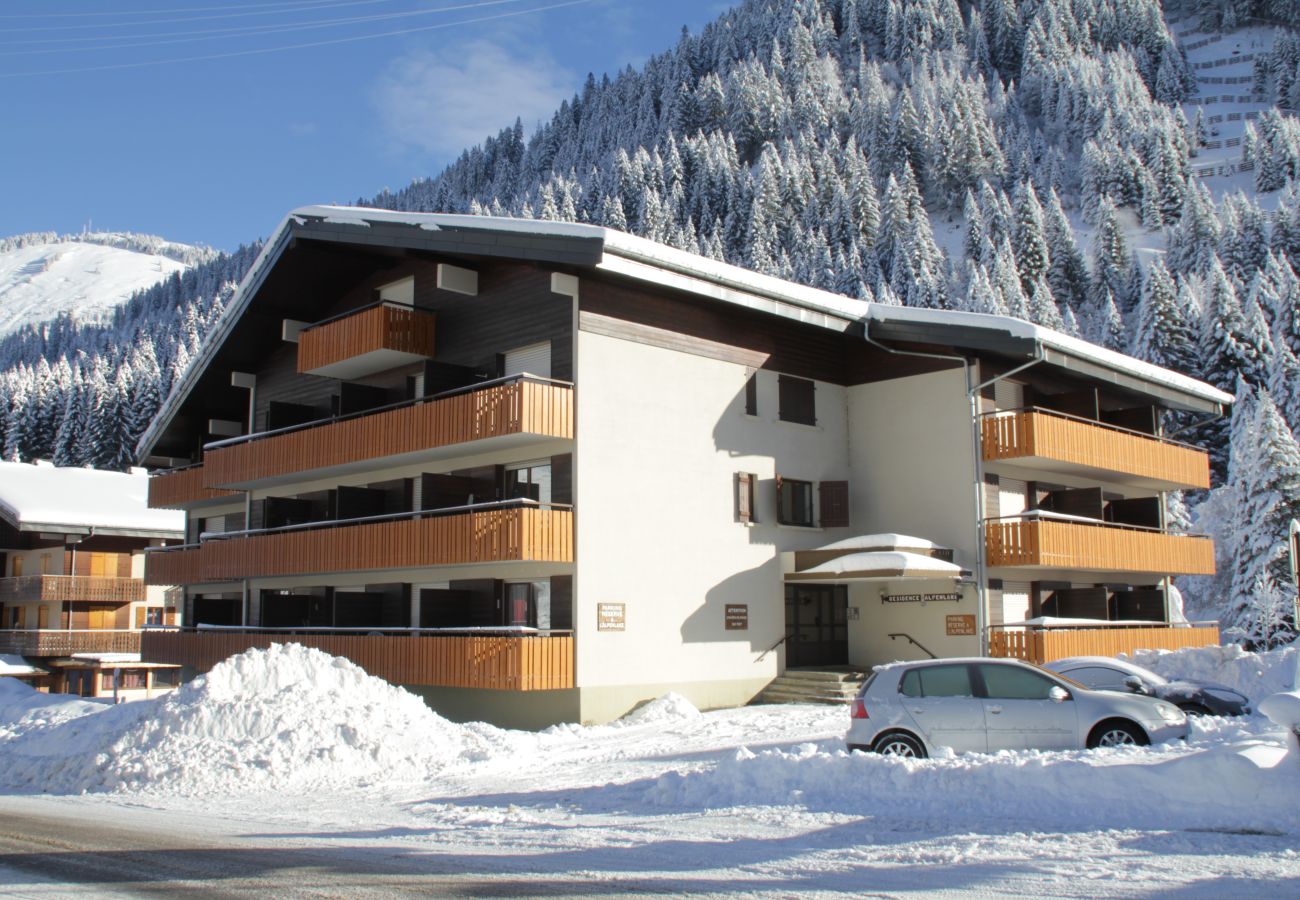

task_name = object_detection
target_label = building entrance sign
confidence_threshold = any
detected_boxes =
[882,592,962,604]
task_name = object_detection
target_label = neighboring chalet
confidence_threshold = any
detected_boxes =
[0,461,184,699]
[136,207,1231,727]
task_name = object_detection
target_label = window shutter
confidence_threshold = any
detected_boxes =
[818,481,849,528]
[736,472,754,523]
[134,606,146,629]
[777,375,816,425]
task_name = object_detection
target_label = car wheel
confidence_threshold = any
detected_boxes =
[1087,720,1149,749]
[1178,703,1213,717]
[872,732,926,759]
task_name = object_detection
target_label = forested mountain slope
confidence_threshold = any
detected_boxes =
[3,0,1298,642]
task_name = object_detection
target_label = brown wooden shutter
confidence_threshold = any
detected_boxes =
[818,481,849,528]
[736,472,754,523]
[134,606,147,629]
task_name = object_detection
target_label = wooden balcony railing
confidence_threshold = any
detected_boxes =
[0,629,141,657]
[985,518,1215,575]
[981,409,1211,490]
[202,376,573,489]
[297,302,437,377]
[0,575,146,605]
[988,622,1220,664]
[148,464,238,510]
[141,629,574,691]
[145,504,573,585]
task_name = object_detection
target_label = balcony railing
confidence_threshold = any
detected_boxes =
[201,375,573,490]
[0,629,141,657]
[148,463,238,510]
[140,628,573,691]
[297,301,437,378]
[985,516,1215,575]
[988,622,1220,664]
[0,575,146,605]
[145,502,574,585]
[981,408,1211,490]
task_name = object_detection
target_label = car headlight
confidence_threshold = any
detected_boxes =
[1155,703,1185,723]
[1203,688,1247,705]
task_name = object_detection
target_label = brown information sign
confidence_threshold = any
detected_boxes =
[724,604,749,630]
[597,602,626,632]
[946,614,977,636]
[882,592,962,604]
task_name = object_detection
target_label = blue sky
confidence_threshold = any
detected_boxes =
[1,0,732,251]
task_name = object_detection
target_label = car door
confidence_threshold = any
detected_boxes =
[898,664,987,753]
[977,664,1078,751]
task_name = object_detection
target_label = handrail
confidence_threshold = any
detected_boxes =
[297,298,422,334]
[888,632,938,659]
[200,372,574,453]
[756,633,788,662]
[981,405,1203,452]
[146,499,573,551]
[986,620,1220,632]
[982,512,1208,538]
[149,460,204,475]
[159,624,574,637]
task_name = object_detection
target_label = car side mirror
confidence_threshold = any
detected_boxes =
[1123,676,1146,694]
[1048,686,1070,703]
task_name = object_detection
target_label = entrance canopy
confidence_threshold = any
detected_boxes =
[782,534,968,583]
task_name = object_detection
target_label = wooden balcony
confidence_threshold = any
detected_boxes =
[981,409,1211,491]
[141,630,573,691]
[985,518,1215,576]
[145,504,573,585]
[988,623,1220,664]
[202,376,572,490]
[0,629,141,657]
[297,302,437,379]
[148,464,238,510]
[0,575,146,605]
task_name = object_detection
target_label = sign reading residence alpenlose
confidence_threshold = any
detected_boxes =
[597,603,625,631]
[881,592,962,604]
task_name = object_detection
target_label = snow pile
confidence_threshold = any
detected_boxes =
[0,643,508,796]
[1126,644,1297,700]
[647,738,1300,834]
[617,692,702,727]
[0,678,106,741]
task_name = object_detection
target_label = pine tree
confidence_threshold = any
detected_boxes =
[1131,260,1197,375]
[1011,181,1051,296]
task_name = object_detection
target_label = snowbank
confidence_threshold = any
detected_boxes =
[1126,644,1297,700]
[617,692,702,726]
[0,643,510,796]
[647,739,1300,834]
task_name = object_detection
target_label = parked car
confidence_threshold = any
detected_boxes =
[846,658,1188,758]
[1043,656,1251,717]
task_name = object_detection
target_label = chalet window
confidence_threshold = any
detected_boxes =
[777,477,815,527]
[736,472,756,523]
[778,375,816,425]
[818,481,849,528]
[506,461,552,503]
[744,373,758,416]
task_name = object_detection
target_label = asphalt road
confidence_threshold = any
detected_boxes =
[0,800,645,899]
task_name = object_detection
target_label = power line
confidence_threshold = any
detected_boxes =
[0,0,599,78]
[0,0,539,54]
[1,0,413,33]
[0,0,401,22]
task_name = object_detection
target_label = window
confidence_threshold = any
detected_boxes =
[505,581,551,628]
[777,477,815,527]
[502,341,551,379]
[145,607,165,627]
[736,472,756,523]
[979,664,1058,700]
[506,462,551,503]
[778,374,815,425]
[900,665,974,698]
[744,373,758,416]
[1062,666,1131,691]
[818,481,849,528]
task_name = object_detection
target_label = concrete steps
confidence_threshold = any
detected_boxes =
[755,669,866,705]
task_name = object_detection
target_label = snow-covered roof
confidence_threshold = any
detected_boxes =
[816,533,947,553]
[0,461,183,539]
[0,654,44,676]
[788,550,965,581]
[139,207,1230,458]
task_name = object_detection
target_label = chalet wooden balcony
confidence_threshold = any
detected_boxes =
[0,575,146,605]
[141,628,573,691]
[202,375,573,491]
[148,464,238,510]
[981,409,1211,491]
[988,622,1220,664]
[0,629,141,657]
[144,502,573,585]
[297,301,437,379]
[985,517,1215,576]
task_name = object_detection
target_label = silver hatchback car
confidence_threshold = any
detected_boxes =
[846,657,1188,757]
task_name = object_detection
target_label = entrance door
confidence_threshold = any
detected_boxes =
[784,584,848,667]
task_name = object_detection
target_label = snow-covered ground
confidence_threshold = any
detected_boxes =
[2,643,1298,896]
[0,233,210,336]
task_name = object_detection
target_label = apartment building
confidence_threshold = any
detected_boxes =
[136,207,1230,727]
[0,461,184,697]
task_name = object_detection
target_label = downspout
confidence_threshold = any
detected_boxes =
[862,321,1043,656]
